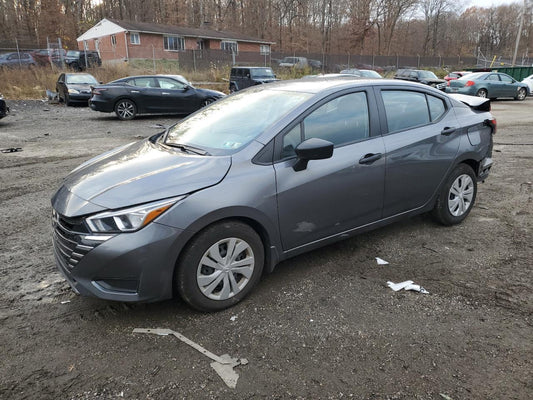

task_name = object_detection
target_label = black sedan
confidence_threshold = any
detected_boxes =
[0,94,8,119]
[89,75,226,120]
[56,73,99,106]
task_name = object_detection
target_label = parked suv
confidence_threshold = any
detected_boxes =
[394,69,446,91]
[279,57,308,68]
[229,67,278,92]
[65,50,101,70]
[0,94,9,119]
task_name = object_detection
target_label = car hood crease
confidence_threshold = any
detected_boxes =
[57,139,231,214]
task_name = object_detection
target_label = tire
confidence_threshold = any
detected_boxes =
[515,87,527,101]
[476,89,488,98]
[201,98,215,107]
[114,99,137,120]
[229,84,237,93]
[65,92,71,107]
[176,220,264,312]
[432,164,477,226]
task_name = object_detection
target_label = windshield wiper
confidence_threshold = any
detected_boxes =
[166,143,210,156]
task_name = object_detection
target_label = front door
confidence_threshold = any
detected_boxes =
[275,90,386,251]
[156,77,197,113]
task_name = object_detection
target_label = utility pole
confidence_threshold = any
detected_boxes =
[512,0,527,66]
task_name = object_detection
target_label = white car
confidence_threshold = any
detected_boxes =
[521,74,533,94]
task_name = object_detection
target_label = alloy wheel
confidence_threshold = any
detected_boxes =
[116,100,136,120]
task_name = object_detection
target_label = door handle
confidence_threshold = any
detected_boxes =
[359,153,382,164]
[130,90,140,93]
[162,92,170,95]
[441,127,456,136]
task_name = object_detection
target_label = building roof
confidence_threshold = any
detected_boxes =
[77,18,275,45]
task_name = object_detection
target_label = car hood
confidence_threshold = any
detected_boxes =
[194,87,226,98]
[254,78,278,83]
[52,139,231,217]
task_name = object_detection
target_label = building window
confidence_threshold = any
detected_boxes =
[221,40,238,54]
[164,36,185,51]
[111,34,116,46]
[260,45,270,55]
[130,32,140,45]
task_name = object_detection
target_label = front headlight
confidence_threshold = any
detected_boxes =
[86,196,185,233]
[68,88,80,94]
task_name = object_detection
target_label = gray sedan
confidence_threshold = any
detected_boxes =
[51,78,495,311]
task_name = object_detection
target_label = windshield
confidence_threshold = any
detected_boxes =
[66,74,98,84]
[419,71,438,79]
[66,50,80,57]
[165,89,312,155]
[250,68,274,78]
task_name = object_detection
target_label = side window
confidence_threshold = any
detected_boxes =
[132,77,158,88]
[486,74,500,81]
[158,78,186,90]
[382,90,430,132]
[281,92,370,158]
[499,74,512,83]
[427,95,446,121]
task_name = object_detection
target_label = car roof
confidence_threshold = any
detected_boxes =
[259,76,439,94]
[232,66,271,69]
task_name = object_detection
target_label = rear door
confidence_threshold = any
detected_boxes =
[126,77,161,113]
[484,73,504,97]
[375,87,461,217]
[498,73,518,97]
[274,89,386,251]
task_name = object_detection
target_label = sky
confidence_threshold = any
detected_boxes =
[467,0,524,7]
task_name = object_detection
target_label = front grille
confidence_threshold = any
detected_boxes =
[52,210,98,270]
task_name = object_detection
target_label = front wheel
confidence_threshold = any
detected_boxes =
[515,87,527,101]
[201,98,215,107]
[432,164,477,226]
[114,99,137,120]
[175,221,264,312]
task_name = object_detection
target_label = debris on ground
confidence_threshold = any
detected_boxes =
[1,147,23,153]
[387,280,429,294]
[45,89,59,103]
[376,257,389,265]
[133,328,248,389]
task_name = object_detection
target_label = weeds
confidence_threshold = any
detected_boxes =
[0,62,231,99]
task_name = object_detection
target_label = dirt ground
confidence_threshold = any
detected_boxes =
[0,97,531,400]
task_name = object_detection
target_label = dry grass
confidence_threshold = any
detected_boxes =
[0,61,370,100]
[0,62,231,100]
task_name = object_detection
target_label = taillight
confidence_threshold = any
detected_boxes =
[465,80,475,87]
[485,118,497,134]
[92,88,107,95]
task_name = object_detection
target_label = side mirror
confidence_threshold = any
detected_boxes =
[293,138,334,171]
[184,85,191,91]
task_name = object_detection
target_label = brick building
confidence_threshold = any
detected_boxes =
[76,18,275,63]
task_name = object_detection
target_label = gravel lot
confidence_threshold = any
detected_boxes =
[0,98,531,400]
